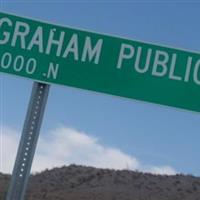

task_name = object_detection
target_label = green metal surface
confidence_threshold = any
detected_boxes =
[1,12,200,112]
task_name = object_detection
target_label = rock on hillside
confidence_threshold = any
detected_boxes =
[1,165,200,200]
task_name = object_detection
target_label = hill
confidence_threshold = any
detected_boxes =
[1,165,200,200]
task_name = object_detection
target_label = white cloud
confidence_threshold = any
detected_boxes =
[0,127,20,174]
[33,127,140,172]
[148,166,176,175]
[0,126,176,175]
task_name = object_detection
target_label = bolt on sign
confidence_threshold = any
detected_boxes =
[1,12,200,112]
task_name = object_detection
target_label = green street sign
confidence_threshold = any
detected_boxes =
[1,12,200,112]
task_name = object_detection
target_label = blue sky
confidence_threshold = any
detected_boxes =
[1,1,200,176]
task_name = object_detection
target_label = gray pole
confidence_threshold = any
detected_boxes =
[6,82,50,200]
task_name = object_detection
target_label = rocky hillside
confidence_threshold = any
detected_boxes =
[1,165,200,200]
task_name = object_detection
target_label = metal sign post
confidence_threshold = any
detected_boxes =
[1,9,200,199]
[6,82,50,200]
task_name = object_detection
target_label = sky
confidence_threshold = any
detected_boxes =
[1,1,200,176]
